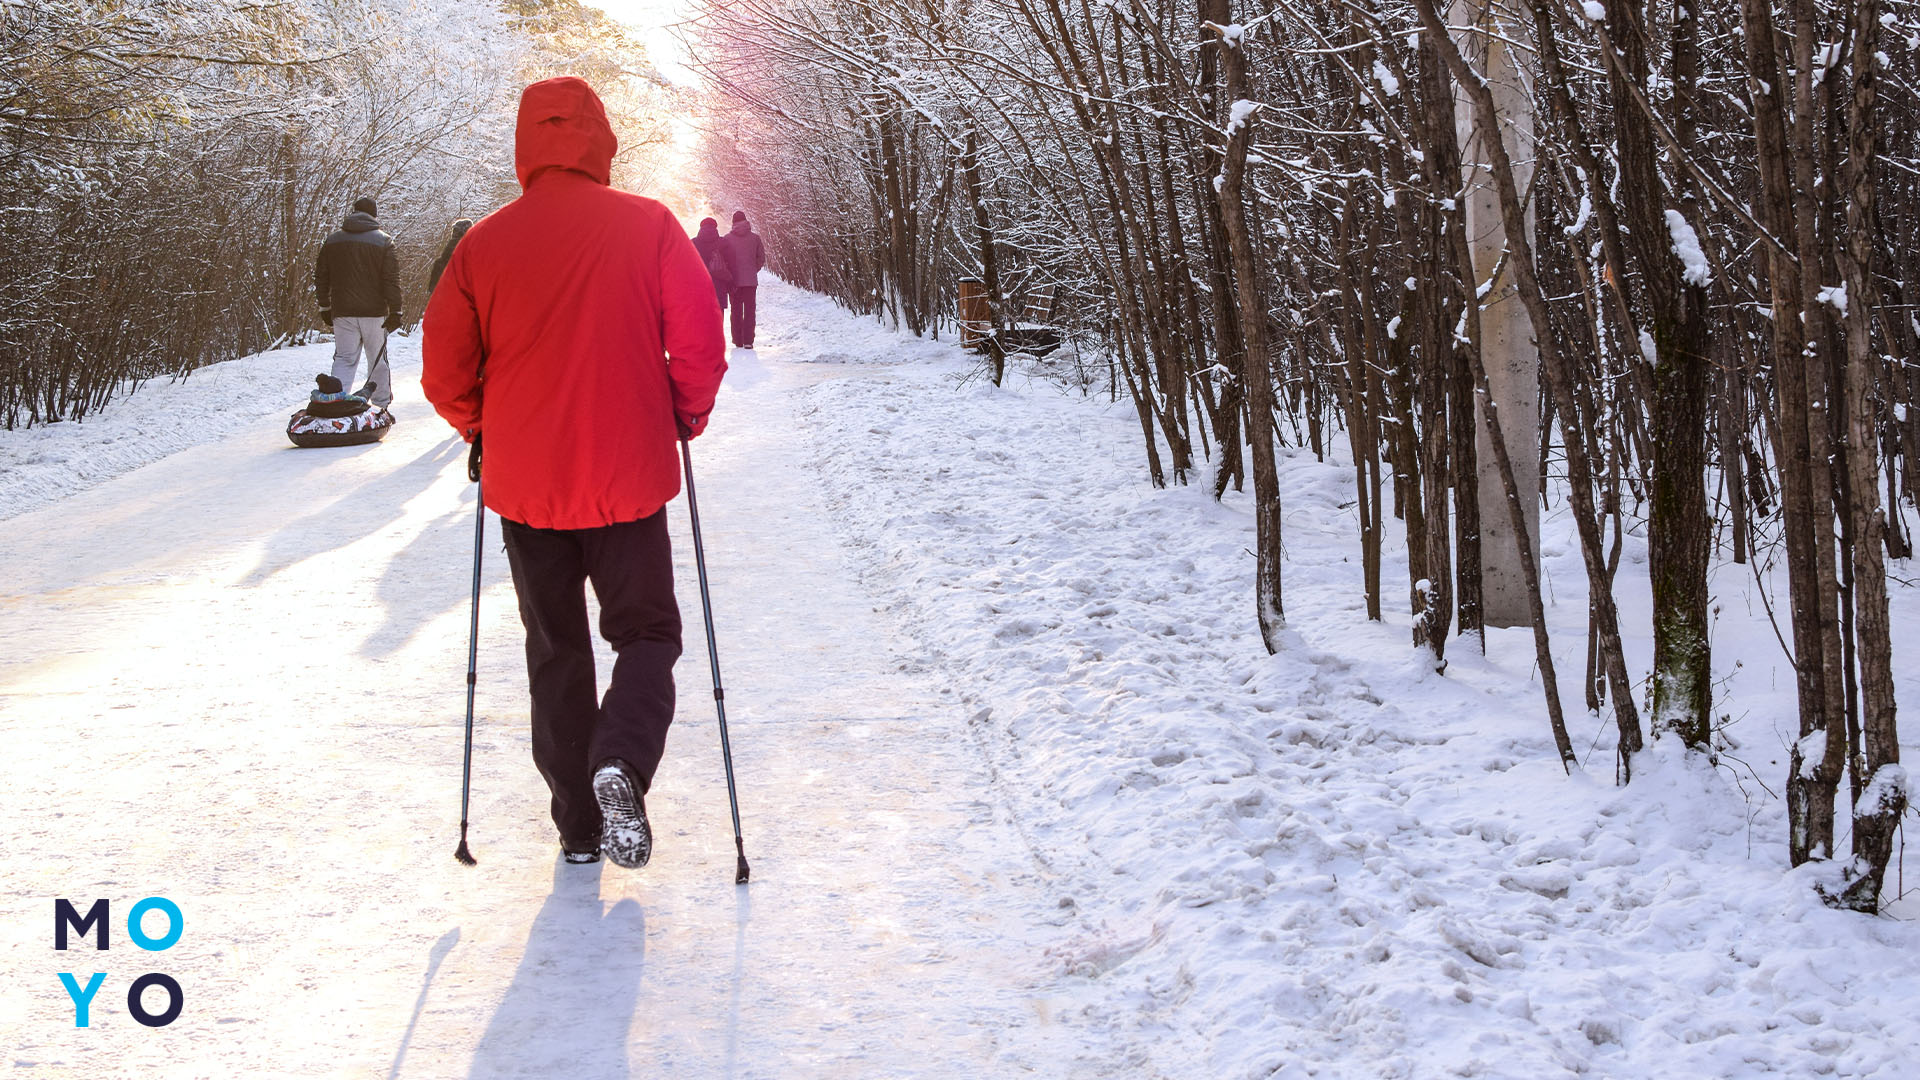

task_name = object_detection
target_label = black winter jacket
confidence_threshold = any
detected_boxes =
[427,220,472,296]
[691,221,729,287]
[315,212,401,318]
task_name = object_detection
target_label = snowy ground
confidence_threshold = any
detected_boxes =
[776,284,1920,1078]
[0,342,352,521]
[3,279,1919,1078]
[0,320,1112,1076]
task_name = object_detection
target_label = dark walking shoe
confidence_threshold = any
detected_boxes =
[591,759,652,869]
[562,831,601,864]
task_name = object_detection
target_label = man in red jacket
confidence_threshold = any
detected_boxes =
[422,77,727,870]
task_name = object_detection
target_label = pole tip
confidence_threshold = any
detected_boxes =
[455,839,477,867]
[735,854,751,885]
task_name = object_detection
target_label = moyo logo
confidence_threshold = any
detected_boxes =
[54,897,184,1028]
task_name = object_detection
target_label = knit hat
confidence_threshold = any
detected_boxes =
[353,197,377,217]
[732,210,747,223]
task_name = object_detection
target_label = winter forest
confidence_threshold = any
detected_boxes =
[2,0,679,424]
[4,0,1920,1075]
[694,0,1920,908]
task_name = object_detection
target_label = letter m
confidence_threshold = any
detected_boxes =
[55,899,108,951]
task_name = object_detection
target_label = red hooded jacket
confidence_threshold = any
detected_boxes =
[422,77,726,530]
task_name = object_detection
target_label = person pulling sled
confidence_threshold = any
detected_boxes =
[315,196,403,407]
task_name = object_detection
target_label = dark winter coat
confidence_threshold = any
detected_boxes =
[428,220,473,295]
[421,76,727,531]
[691,219,732,288]
[722,221,764,288]
[315,212,402,318]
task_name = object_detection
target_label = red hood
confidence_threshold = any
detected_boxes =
[514,77,616,190]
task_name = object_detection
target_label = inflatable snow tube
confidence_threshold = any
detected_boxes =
[287,404,395,448]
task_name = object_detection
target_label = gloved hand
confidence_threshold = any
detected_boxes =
[466,430,482,482]
[319,309,335,328]
[675,412,707,441]
[383,312,404,332]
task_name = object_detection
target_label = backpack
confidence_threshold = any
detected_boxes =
[704,245,734,288]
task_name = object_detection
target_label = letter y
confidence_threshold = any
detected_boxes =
[59,972,106,1027]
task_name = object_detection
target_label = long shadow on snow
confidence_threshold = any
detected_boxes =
[356,479,498,659]
[388,926,461,1079]
[234,437,463,589]
[469,855,647,1079]
[0,428,415,600]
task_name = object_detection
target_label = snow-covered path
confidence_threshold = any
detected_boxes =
[0,299,1106,1076]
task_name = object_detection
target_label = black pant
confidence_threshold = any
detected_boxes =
[729,285,757,348]
[501,510,682,846]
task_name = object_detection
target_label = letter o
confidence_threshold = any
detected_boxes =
[127,973,183,1028]
[126,897,182,952]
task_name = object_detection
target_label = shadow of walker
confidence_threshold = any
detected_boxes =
[468,855,647,1079]
[388,927,461,1080]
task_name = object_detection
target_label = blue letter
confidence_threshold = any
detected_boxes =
[59,972,105,1027]
[126,897,182,951]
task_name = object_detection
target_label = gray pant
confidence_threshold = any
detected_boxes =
[331,316,393,406]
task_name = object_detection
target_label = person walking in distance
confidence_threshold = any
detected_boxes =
[428,218,474,296]
[691,216,731,312]
[315,197,402,406]
[421,76,727,869]
[722,210,764,349]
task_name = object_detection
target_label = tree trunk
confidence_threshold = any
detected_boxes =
[961,129,1007,386]
[1209,5,1285,650]
[1418,0,1645,775]
[1835,0,1903,912]
[1738,0,1843,865]
[1453,0,1539,630]
[1592,0,1714,749]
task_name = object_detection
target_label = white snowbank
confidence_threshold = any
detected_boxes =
[786,289,1920,1078]
[0,336,422,521]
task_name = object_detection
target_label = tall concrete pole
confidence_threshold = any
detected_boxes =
[1454,0,1541,628]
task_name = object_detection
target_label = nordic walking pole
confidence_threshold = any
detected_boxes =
[680,436,750,884]
[454,435,484,866]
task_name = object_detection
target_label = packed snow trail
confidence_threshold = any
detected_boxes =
[0,308,1112,1076]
